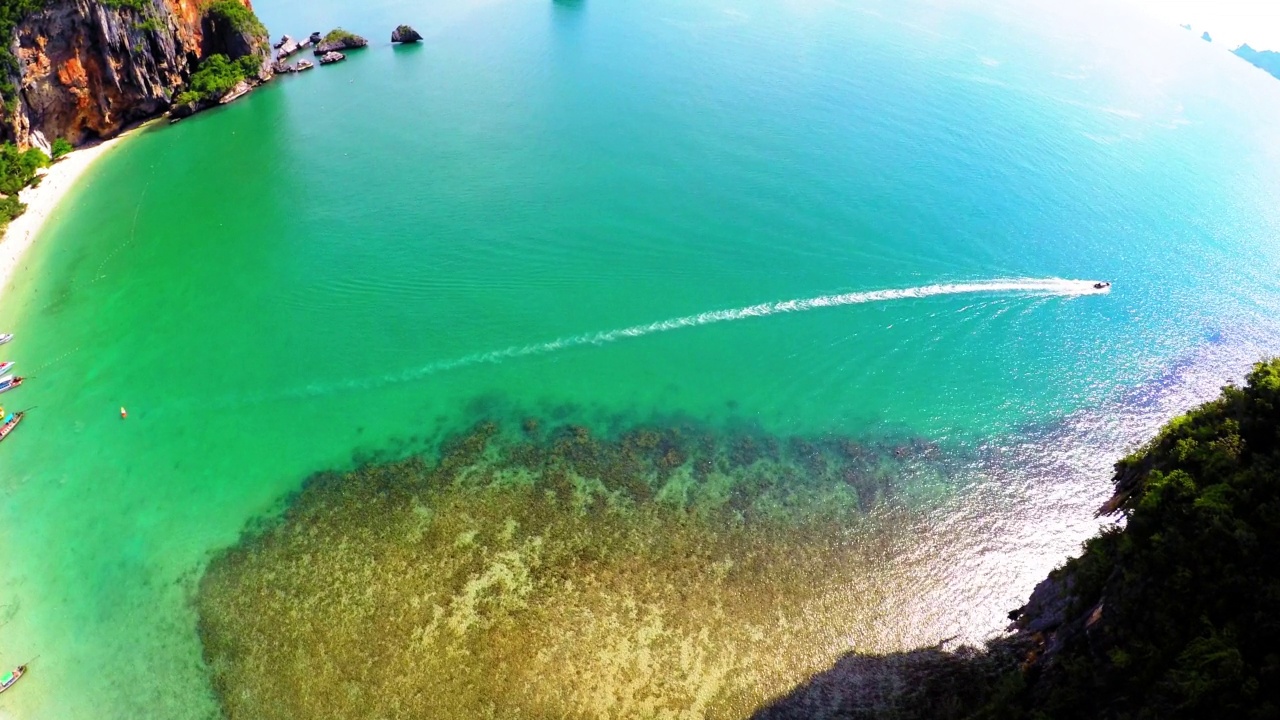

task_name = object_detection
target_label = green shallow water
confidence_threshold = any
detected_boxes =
[6,0,1280,716]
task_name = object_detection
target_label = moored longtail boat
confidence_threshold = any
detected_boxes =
[0,361,13,376]
[0,411,25,443]
[0,665,25,693]
[0,375,23,394]
[0,333,12,345]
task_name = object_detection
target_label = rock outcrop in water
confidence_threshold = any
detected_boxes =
[391,25,422,43]
[274,34,299,59]
[0,0,271,149]
[314,28,367,55]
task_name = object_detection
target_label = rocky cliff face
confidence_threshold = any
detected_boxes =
[1,0,269,150]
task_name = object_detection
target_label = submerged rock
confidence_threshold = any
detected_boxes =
[314,29,368,54]
[391,24,422,43]
[197,414,953,719]
[319,51,346,65]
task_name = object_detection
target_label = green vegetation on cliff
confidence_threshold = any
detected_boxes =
[201,0,264,36]
[0,0,46,105]
[757,360,1280,719]
[50,137,72,160]
[987,359,1280,718]
[174,53,260,105]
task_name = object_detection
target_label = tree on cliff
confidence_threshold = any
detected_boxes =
[988,359,1280,718]
[757,360,1280,719]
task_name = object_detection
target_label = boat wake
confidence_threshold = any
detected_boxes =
[279,278,1108,400]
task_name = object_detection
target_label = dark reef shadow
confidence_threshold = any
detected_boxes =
[748,646,1000,720]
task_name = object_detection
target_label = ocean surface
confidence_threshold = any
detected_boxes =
[5,0,1280,716]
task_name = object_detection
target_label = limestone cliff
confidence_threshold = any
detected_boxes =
[1,0,270,150]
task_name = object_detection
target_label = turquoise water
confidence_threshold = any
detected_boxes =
[5,0,1280,716]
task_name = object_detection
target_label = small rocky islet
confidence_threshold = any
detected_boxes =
[392,24,423,43]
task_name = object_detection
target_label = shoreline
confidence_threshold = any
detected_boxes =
[0,125,145,305]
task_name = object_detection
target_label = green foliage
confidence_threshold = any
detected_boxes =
[979,359,1280,718]
[0,140,49,223]
[174,53,260,105]
[50,137,72,160]
[0,140,48,193]
[133,15,164,32]
[100,0,149,10]
[202,0,263,36]
[323,27,359,44]
[0,193,24,229]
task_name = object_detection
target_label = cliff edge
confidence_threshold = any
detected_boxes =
[0,0,270,150]
[757,359,1280,719]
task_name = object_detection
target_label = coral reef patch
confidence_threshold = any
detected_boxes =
[197,417,957,719]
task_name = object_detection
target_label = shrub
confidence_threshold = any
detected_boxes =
[0,141,49,196]
[175,53,261,105]
[323,27,359,44]
[0,0,48,106]
[0,193,26,226]
[51,137,73,159]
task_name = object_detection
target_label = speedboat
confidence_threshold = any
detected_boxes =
[0,362,13,376]
[0,665,26,693]
[0,411,24,443]
[0,333,12,345]
[0,375,23,394]
[1093,281,1111,290]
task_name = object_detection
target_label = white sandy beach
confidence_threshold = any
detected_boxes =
[0,132,134,304]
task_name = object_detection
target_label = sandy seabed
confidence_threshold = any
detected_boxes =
[0,131,140,304]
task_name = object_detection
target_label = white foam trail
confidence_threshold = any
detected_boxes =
[278,278,1107,400]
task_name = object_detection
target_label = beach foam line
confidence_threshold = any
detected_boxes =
[277,278,1107,400]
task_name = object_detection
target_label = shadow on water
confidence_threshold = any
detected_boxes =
[391,41,425,56]
[747,645,1005,720]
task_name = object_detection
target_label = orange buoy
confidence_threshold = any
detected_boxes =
[120,407,127,420]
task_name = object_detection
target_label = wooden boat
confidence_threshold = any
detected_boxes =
[0,665,25,693]
[0,375,23,394]
[0,411,24,443]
